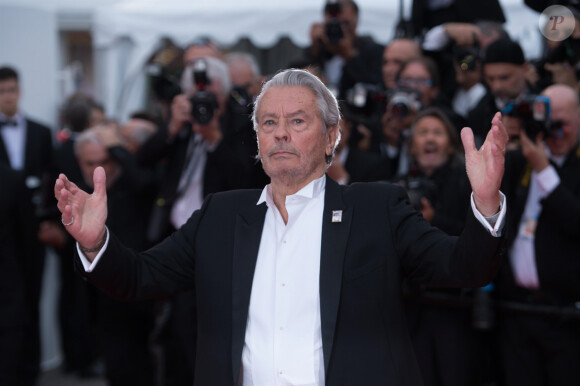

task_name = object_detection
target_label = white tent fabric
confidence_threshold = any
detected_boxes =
[92,0,397,48]
[1,0,544,122]
[90,0,543,121]
[92,0,399,120]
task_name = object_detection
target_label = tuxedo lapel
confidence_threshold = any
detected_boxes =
[231,201,267,384]
[0,135,9,167]
[320,176,351,373]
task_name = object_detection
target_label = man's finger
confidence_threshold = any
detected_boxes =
[460,127,476,154]
[492,112,509,144]
[93,166,107,199]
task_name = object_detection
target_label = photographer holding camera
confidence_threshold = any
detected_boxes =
[306,0,383,99]
[497,83,580,386]
[469,38,539,147]
[373,56,460,180]
[136,56,252,385]
[395,108,479,386]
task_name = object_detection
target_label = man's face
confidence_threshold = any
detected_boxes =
[544,94,580,156]
[120,118,156,154]
[382,40,419,89]
[483,63,526,103]
[183,45,221,66]
[0,78,20,117]
[454,61,481,90]
[398,62,437,107]
[228,61,254,90]
[256,86,338,187]
[410,116,453,175]
[324,3,358,37]
[77,141,117,188]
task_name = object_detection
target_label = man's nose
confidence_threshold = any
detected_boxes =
[274,121,290,142]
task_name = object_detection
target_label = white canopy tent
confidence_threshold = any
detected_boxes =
[1,0,542,124]
[91,0,401,121]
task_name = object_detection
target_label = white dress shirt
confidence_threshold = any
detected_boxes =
[170,133,208,229]
[0,113,26,170]
[242,175,326,386]
[452,83,487,118]
[509,154,563,289]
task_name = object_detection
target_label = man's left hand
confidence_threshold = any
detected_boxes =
[462,112,508,216]
[520,129,549,172]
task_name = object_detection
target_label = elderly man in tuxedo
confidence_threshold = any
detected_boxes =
[55,69,508,386]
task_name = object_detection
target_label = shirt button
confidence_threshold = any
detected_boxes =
[281,283,286,287]
[279,370,284,375]
[280,326,284,331]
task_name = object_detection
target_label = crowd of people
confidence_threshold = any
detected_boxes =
[1,0,580,385]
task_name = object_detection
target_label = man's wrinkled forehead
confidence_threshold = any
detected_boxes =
[256,85,320,119]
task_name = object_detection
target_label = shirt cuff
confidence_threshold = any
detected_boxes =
[77,227,110,272]
[536,165,560,196]
[422,24,449,51]
[470,192,506,237]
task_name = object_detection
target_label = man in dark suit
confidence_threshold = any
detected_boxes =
[55,69,509,386]
[305,0,384,99]
[497,83,580,386]
[137,55,252,384]
[0,65,53,385]
[0,165,43,385]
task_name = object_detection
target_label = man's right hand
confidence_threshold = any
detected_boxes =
[168,94,192,138]
[55,167,108,261]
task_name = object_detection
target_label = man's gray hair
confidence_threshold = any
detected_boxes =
[180,56,231,97]
[251,69,341,165]
[74,128,102,157]
[225,52,261,77]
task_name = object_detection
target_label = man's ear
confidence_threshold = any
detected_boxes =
[326,124,340,155]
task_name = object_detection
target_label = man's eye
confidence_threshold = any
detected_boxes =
[293,119,303,124]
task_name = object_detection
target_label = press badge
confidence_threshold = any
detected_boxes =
[519,217,537,239]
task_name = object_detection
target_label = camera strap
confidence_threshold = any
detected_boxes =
[175,133,204,198]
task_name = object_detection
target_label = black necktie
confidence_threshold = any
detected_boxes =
[0,119,17,128]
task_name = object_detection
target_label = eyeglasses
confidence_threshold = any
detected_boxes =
[397,78,433,87]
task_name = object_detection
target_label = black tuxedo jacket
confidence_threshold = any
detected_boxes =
[0,118,53,186]
[0,165,41,328]
[137,123,252,241]
[0,118,53,220]
[499,145,580,300]
[80,176,503,385]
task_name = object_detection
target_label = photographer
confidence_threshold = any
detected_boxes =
[306,0,383,99]
[524,0,580,92]
[136,56,252,385]
[497,84,580,386]
[451,46,487,121]
[395,108,478,386]
[224,52,269,188]
[469,38,538,146]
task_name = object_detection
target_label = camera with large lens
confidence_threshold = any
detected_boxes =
[189,59,219,125]
[345,84,421,121]
[454,45,481,72]
[345,82,386,117]
[502,95,563,139]
[147,63,183,103]
[325,0,343,43]
[393,170,438,211]
[472,284,495,330]
[385,87,422,119]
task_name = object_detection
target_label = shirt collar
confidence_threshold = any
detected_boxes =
[257,174,327,206]
[545,146,566,167]
[0,112,22,122]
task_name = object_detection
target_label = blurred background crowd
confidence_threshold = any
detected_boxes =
[1,0,580,385]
